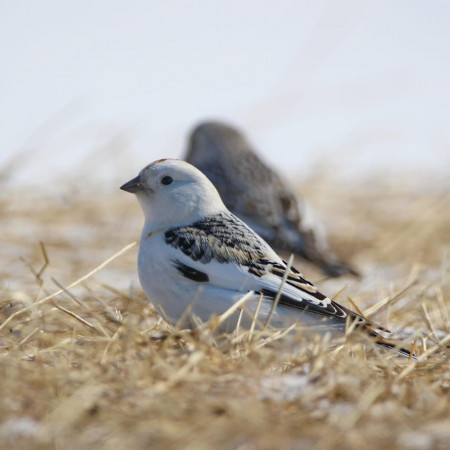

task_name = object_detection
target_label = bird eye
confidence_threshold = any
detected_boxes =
[161,176,173,185]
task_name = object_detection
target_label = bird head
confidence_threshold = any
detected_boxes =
[186,121,246,167]
[120,159,225,227]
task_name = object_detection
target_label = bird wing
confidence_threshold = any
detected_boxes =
[185,121,302,232]
[185,122,359,277]
[164,211,365,326]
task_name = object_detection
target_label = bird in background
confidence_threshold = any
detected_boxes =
[185,121,359,278]
[120,158,412,357]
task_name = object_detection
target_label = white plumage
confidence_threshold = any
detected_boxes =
[121,159,412,355]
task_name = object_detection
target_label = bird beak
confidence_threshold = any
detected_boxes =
[120,175,144,193]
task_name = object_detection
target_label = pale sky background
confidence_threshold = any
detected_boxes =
[1,0,449,190]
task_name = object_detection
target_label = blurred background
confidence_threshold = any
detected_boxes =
[1,0,449,193]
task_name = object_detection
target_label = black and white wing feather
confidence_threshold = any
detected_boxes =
[164,211,416,357]
[165,211,364,326]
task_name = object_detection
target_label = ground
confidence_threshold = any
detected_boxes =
[0,173,449,449]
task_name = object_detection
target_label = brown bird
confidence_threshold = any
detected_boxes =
[185,121,359,278]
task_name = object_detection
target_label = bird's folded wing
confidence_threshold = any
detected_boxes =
[167,242,362,325]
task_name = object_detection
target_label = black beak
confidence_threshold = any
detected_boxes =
[120,175,144,193]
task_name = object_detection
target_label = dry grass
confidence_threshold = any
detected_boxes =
[0,173,449,450]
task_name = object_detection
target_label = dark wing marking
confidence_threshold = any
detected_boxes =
[165,212,269,274]
[261,258,369,324]
[166,212,366,325]
[166,212,345,311]
[262,288,415,358]
[172,259,209,282]
[260,289,355,320]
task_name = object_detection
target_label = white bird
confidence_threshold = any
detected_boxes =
[121,159,411,356]
[185,121,359,278]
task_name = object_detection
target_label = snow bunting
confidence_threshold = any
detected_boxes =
[185,121,359,278]
[121,159,411,356]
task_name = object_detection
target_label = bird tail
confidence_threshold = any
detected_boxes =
[318,258,361,278]
[281,225,360,278]
[345,313,418,359]
[365,328,418,359]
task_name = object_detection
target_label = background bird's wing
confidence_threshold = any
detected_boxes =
[185,121,359,277]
